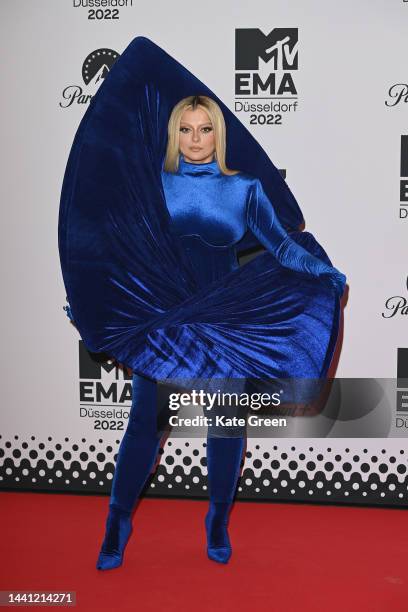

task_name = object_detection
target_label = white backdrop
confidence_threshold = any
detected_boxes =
[1,0,407,505]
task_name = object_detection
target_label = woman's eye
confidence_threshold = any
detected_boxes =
[179,126,213,133]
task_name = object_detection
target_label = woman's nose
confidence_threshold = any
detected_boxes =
[191,131,200,142]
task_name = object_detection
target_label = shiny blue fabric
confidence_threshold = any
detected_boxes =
[58,35,346,382]
[96,372,246,568]
[163,154,344,288]
[96,505,132,570]
[205,501,234,564]
[205,437,245,563]
[97,373,161,570]
[109,374,163,512]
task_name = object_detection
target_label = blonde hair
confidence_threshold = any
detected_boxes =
[163,95,240,175]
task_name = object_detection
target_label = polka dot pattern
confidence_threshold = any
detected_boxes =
[1,436,408,505]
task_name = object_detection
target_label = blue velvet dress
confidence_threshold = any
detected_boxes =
[59,36,346,389]
[162,154,341,289]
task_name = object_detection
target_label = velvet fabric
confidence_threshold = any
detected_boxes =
[96,372,246,568]
[205,502,234,564]
[58,35,346,384]
[206,437,245,563]
[163,155,342,289]
[109,374,163,512]
[96,505,132,570]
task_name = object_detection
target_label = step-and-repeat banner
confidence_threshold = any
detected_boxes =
[1,0,407,506]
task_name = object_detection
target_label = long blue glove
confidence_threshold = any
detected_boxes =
[247,178,346,298]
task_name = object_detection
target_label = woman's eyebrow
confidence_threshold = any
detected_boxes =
[180,121,213,127]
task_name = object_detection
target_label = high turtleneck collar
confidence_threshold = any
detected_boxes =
[178,154,220,176]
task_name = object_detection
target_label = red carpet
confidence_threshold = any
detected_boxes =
[1,492,407,611]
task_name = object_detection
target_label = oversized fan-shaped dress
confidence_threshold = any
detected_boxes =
[58,36,345,405]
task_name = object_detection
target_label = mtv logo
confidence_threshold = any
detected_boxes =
[401,181,408,202]
[397,347,408,388]
[78,340,131,381]
[235,28,298,71]
[396,390,408,412]
[401,135,408,177]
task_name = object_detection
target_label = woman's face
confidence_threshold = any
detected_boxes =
[179,107,215,164]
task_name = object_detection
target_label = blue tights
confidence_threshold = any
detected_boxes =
[96,373,246,569]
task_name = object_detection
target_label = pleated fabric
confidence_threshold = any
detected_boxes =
[58,36,341,387]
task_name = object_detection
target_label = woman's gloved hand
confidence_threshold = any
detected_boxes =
[319,268,347,299]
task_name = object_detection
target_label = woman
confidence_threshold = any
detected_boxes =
[58,37,346,569]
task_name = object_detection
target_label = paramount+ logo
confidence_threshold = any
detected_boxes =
[59,47,120,109]
[382,276,408,318]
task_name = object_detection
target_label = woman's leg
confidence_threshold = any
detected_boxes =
[204,380,247,564]
[96,372,164,570]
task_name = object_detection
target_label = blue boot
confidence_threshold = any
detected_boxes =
[96,504,133,570]
[205,436,245,564]
[96,374,163,570]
